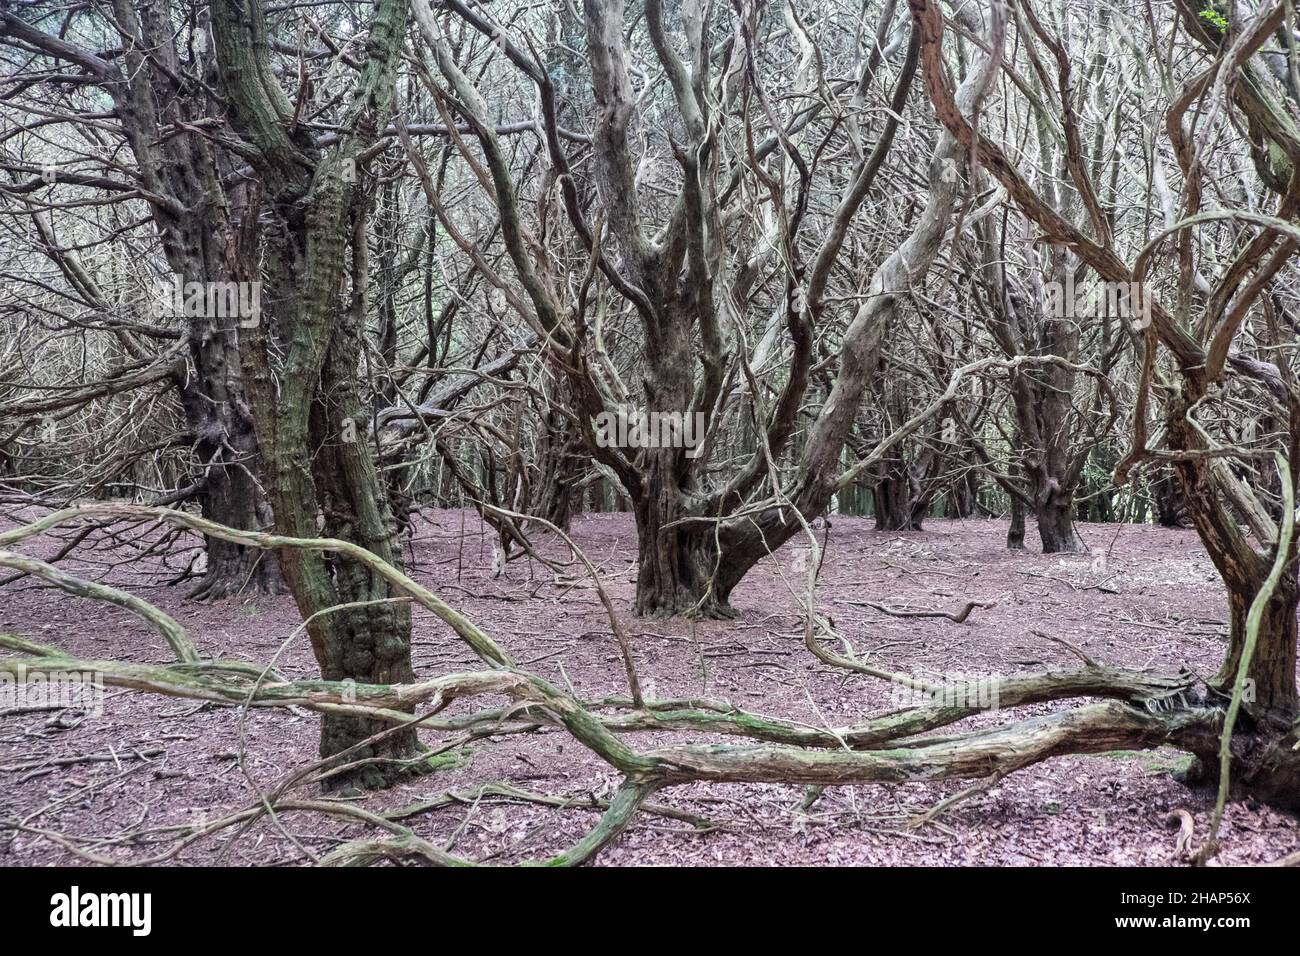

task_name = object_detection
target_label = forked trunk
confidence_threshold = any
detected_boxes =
[212,0,418,790]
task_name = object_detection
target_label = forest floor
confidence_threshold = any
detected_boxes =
[2,510,1298,866]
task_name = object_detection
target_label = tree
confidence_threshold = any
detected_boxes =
[0,2,282,597]
[416,0,1004,615]
[909,0,1300,800]
[208,0,420,787]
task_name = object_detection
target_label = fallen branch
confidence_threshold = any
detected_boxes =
[833,598,994,623]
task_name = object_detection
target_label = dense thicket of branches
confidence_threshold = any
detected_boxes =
[2,0,1300,861]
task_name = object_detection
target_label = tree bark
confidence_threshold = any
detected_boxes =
[871,459,927,531]
[535,400,582,532]
[1165,395,1300,723]
[1034,481,1086,553]
[25,0,286,597]
[632,474,728,618]
[213,0,419,788]
[1007,485,1026,550]
[1152,469,1188,527]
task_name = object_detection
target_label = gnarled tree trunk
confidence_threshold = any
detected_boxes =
[48,0,286,598]
[871,458,927,531]
[535,400,582,532]
[213,0,419,788]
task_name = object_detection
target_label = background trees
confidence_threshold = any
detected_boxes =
[1,0,281,597]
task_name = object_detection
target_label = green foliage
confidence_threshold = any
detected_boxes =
[1198,7,1229,32]
[425,746,473,772]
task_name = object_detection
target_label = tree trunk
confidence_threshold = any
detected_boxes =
[1152,469,1187,527]
[1009,346,1087,554]
[631,447,730,618]
[872,460,926,531]
[682,25,984,611]
[180,323,282,600]
[1218,578,1299,718]
[1034,483,1085,553]
[1180,580,1300,809]
[85,0,283,598]
[189,445,282,599]
[1164,401,1300,807]
[535,403,581,531]
[1181,722,1300,812]
[213,0,419,789]
[310,303,421,781]
[1007,489,1026,551]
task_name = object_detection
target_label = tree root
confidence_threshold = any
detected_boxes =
[0,503,1293,866]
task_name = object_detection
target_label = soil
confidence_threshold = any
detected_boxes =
[2,510,1298,866]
